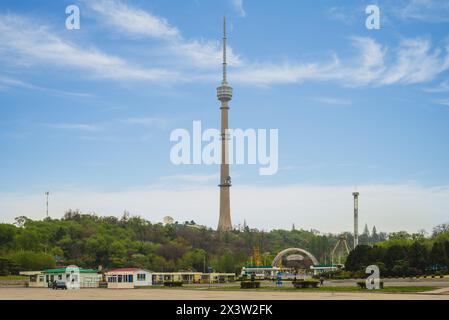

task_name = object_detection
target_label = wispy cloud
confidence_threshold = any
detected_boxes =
[424,79,449,92]
[85,0,241,69]
[398,0,449,23]
[123,117,170,128]
[42,116,172,140]
[433,99,449,106]
[0,75,93,97]
[1,5,448,89]
[381,38,449,85]
[45,123,100,132]
[231,0,246,17]
[232,36,449,87]
[327,6,356,25]
[0,14,180,82]
[85,0,180,39]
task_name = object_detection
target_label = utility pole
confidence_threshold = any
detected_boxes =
[203,253,206,274]
[353,192,359,249]
[45,191,50,218]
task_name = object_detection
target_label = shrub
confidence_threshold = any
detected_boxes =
[240,281,260,289]
[292,280,319,289]
[163,281,183,287]
[356,281,384,289]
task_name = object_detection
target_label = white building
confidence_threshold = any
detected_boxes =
[20,267,101,288]
[106,268,152,288]
[240,266,281,279]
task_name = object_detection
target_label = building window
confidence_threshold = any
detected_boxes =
[129,274,133,282]
[137,273,145,281]
[118,275,122,283]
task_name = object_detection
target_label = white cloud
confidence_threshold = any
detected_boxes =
[424,79,449,92]
[0,14,180,82]
[399,0,449,22]
[434,99,449,106]
[85,0,180,39]
[232,37,449,87]
[45,123,100,132]
[312,97,352,106]
[85,0,241,69]
[327,6,356,25]
[0,75,92,97]
[1,7,447,89]
[381,38,449,85]
[123,117,170,129]
[231,0,246,17]
[0,183,448,233]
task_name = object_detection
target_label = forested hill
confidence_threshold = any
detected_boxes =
[1,210,387,274]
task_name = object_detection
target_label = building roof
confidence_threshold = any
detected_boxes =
[19,271,43,275]
[106,268,148,273]
[311,264,339,268]
[43,268,98,273]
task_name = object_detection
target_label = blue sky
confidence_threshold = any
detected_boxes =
[0,0,449,233]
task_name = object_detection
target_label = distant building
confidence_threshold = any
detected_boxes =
[240,266,281,278]
[310,264,342,275]
[20,267,101,288]
[105,268,152,289]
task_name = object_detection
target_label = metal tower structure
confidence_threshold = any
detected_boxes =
[353,192,359,249]
[217,17,233,232]
[332,234,350,265]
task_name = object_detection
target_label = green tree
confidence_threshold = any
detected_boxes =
[407,241,428,273]
[429,242,446,268]
[8,251,55,271]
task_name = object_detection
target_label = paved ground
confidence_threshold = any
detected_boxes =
[325,278,449,287]
[182,278,449,289]
[0,287,448,300]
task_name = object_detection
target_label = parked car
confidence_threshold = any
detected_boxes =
[51,280,67,290]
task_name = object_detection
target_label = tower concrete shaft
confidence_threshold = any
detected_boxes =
[217,17,233,232]
[353,192,359,249]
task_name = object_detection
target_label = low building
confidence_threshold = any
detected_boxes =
[150,272,202,285]
[201,273,235,283]
[21,267,101,288]
[106,268,152,288]
[310,264,342,275]
[19,271,44,288]
[240,266,281,279]
[150,272,235,285]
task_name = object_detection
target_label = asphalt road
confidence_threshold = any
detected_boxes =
[0,287,448,300]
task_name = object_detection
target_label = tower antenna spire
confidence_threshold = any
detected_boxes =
[222,16,227,84]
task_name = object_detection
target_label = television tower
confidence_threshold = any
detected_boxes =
[353,192,359,249]
[217,17,233,232]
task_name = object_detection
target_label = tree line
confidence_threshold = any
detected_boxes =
[0,210,387,275]
[343,227,449,277]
